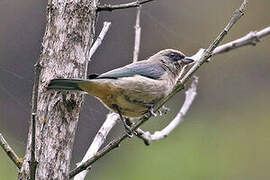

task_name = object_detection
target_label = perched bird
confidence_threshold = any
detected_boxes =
[47,49,194,133]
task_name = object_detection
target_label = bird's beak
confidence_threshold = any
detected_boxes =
[182,57,194,64]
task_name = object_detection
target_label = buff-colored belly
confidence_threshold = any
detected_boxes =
[78,76,172,117]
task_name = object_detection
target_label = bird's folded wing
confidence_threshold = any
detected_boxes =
[97,62,166,80]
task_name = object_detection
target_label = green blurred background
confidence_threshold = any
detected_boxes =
[1,0,270,179]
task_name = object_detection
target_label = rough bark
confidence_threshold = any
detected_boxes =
[18,0,98,179]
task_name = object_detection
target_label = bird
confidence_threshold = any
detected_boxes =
[47,49,194,134]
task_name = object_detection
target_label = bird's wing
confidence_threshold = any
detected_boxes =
[96,61,166,80]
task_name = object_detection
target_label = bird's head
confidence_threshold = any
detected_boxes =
[154,49,194,64]
[149,49,194,76]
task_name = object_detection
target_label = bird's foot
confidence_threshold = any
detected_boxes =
[123,120,134,138]
[148,107,157,117]
[158,106,170,116]
[112,104,134,138]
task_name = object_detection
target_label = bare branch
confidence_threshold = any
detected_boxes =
[97,0,154,12]
[133,4,142,62]
[29,59,42,179]
[73,113,118,180]
[0,133,22,169]
[180,0,248,84]
[69,1,249,177]
[69,127,134,178]
[152,0,248,113]
[213,26,270,55]
[135,77,198,145]
[88,22,111,60]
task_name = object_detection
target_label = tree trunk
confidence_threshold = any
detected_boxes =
[18,0,98,179]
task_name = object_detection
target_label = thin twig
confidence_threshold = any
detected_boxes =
[97,0,154,12]
[30,113,37,180]
[213,26,270,55]
[135,77,198,145]
[68,1,249,177]
[152,0,249,113]
[0,133,22,169]
[69,123,141,178]
[69,111,154,178]
[88,22,112,60]
[73,113,118,180]
[133,4,142,62]
[29,59,42,179]
[180,0,248,84]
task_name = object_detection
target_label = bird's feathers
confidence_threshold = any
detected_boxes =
[96,61,166,80]
[47,79,83,91]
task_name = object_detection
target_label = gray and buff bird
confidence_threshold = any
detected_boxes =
[47,49,194,132]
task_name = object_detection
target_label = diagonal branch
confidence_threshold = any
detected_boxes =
[0,133,22,169]
[29,58,42,180]
[88,22,112,60]
[180,0,248,84]
[97,0,154,12]
[153,0,248,113]
[73,113,119,180]
[133,3,142,62]
[69,0,253,177]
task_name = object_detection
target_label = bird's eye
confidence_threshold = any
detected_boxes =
[166,52,182,61]
[169,52,177,58]
[165,51,185,61]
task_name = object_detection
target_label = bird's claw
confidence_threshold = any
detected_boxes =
[113,104,135,138]
[123,122,134,138]
[158,106,170,116]
[149,108,157,117]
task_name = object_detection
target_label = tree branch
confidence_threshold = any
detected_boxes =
[97,0,154,12]
[135,77,198,145]
[0,133,22,169]
[180,0,248,84]
[69,129,133,178]
[213,26,270,55]
[88,22,111,60]
[73,113,119,180]
[69,1,249,177]
[151,0,248,114]
[133,4,142,62]
[29,59,42,180]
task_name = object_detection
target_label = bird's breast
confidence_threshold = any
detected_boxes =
[81,75,174,117]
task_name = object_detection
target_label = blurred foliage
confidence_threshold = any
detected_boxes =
[1,0,270,179]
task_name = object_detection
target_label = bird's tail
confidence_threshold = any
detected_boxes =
[47,79,85,91]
